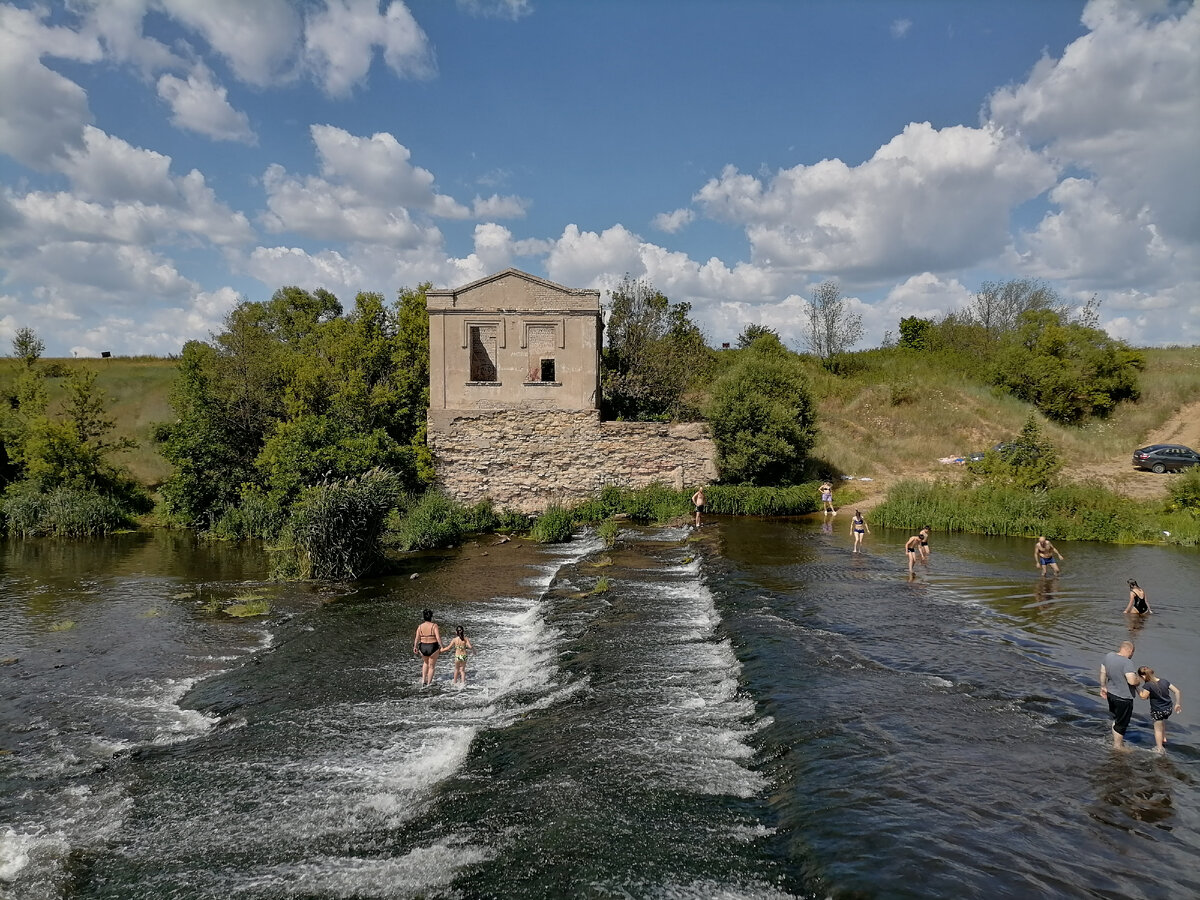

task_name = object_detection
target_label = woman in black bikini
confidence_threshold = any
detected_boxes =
[1123,580,1152,615]
[412,608,444,686]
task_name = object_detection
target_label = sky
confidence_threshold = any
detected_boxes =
[0,0,1197,358]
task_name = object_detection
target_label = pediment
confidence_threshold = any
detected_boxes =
[427,268,599,312]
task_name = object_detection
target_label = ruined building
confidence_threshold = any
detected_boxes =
[426,269,717,513]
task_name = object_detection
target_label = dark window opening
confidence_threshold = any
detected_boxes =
[540,358,556,382]
[469,325,498,382]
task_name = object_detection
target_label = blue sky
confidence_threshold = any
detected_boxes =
[0,0,1196,356]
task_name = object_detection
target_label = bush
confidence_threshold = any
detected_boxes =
[2,480,132,536]
[530,504,575,543]
[1167,466,1200,514]
[278,469,401,579]
[388,489,465,552]
[704,484,822,516]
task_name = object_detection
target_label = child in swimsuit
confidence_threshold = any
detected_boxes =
[444,625,474,687]
[918,526,931,560]
[1136,666,1183,753]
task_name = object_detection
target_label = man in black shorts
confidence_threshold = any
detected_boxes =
[1099,640,1140,749]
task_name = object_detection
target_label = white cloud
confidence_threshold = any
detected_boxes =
[651,208,694,233]
[311,125,446,208]
[472,194,528,219]
[77,0,180,72]
[157,65,256,143]
[891,18,912,39]
[988,0,1199,299]
[158,0,303,87]
[544,224,645,287]
[0,4,101,169]
[304,0,435,96]
[457,0,533,20]
[695,122,1058,278]
[60,126,177,203]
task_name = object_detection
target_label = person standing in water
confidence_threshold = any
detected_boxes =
[444,626,474,687]
[1136,666,1182,753]
[1123,580,1152,615]
[691,486,706,528]
[1034,536,1064,577]
[412,609,444,686]
[904,533,922,574]
[1099,640,1141,750]
[918,526,931,560]
[820,482,836,515]
[851,510,870,552]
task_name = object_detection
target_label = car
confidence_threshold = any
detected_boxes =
[1131,444,1200,474]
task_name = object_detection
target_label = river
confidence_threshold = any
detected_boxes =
[1,521,1197,899]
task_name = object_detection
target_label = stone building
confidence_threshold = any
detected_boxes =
[426,269,718,513]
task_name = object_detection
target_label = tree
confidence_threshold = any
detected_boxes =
[897,317,934,351]
[967,279,1064,337]
[602,275,711,420]
[968,415,1061,491]
[991,309,1144,424]
[736,323,779,349]
[805,280,863,360]
[705,340,818,485]
[11,327,44,369]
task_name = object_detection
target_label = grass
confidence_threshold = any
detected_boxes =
[223,597,271,617]
[802,347,1200,477]
[873,478,1200,546]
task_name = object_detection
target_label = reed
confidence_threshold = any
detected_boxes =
[596,517,620,547]
[387,489,465,552]
[1,483,133,537]
[873,479,1200,546]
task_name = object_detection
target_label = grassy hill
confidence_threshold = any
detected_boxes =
[0,357,178,487]
[3,347,1198,497]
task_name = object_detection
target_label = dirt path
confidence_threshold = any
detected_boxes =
[842,400,1200,511]
[1067,400,1200,500]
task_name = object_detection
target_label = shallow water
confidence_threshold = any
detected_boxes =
[1,524,1197,898]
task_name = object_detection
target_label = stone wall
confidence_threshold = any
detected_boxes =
[428,409,719,513]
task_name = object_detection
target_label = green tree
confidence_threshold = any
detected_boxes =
[898,317,934,351]
[602,275,711,420]
[736,323,779,349]
[991,309,1143,424]
[705,340,817,485]
[10,327,45,369]
[805,280,863,361]
[968,415,1062,491]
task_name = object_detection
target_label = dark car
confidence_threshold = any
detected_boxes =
[1131,444,1200,474]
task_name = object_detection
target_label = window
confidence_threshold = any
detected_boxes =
[526,323,557,382]
[469,325,498,382]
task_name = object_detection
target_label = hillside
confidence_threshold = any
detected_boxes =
[804,346,1200,506]
[2,348,1198,499]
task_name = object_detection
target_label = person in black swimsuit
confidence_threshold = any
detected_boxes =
[1123,579,1152,615]
[412,608,444,686]
[904,534,922,574]
[918,526,931,560]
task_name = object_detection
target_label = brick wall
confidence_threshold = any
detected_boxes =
[427,409,719,513]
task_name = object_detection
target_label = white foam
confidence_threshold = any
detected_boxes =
[230,836,491,897]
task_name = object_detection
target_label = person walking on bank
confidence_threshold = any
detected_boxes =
[1123,580,1152,616]
[851,510,870,552]
[1136,666,1182,753]
[820,482,836,516]
[1034,536,1064,577]
[691,486,706,528]
[1100,640,1141,750]
[413,609,444,686]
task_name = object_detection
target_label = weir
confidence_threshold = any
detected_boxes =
[426,269,717,512]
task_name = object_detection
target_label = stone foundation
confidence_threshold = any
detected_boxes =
[428,409,718,513]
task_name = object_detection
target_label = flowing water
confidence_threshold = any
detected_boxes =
[1,522,1197,899]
